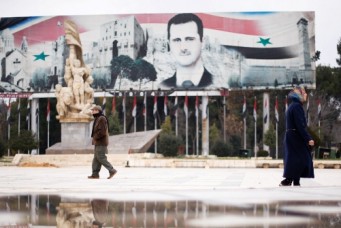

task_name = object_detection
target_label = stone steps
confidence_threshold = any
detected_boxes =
[0,156,15,166]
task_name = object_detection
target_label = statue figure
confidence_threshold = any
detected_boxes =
[84,76,94,105]
[64,58,73,88]
[71,58,86,107]
[54,20,95,121]
[55,84,73,119]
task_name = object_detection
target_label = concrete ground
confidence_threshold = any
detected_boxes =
[1,165,341,227]
[0,166,341,193]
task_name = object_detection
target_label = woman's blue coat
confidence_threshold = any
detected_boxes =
[283,99,314,179]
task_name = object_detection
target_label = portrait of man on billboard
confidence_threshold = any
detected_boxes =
[160,13,213,89]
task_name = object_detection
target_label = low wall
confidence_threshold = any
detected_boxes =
[9,154,341,169]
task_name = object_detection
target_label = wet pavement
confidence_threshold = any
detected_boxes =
[1,166,341,227]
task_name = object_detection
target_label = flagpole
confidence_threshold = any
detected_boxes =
[133,95,136,132]
[195,95,199,156]
[244,118,246,150]
[47,98,50,148]
[134,117,136,133]
[185,95,188,156]
[263,93,269,152]
[275,96,279,159]
[254,96,257,158]
[154,95,158,154]
[7,124,10,156]
[36,100,40,155]
[123,93,126,134]
[17,98,21,154]
[144,93,147,131]
[38,104,40,155]
[7,100,10,156]
[27,99,30,131]
[276,122,278,159]
[18,98,20,136]
[223,95,226,143]
[202,95,209,156]
[207,106,210,153]
[318,120,321,139]
[254,118,257,158]
[175,96,178,137]
[242,96,246,150]
[318,99,321,139]
[155,117,157,153]
[47,120,50,148]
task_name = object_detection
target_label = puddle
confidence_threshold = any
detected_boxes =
[0,194,340,227]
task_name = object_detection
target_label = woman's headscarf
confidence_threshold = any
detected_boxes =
[288,86,306,103]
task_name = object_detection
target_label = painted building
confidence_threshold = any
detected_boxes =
[98,16,145,67]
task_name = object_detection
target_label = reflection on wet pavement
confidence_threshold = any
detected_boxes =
[1,194,341,227]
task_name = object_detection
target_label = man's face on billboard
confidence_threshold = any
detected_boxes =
[169,21,202,67]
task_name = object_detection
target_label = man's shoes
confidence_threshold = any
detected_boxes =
[279,178,292,186]
[108,170,117,179]
[88,175,99,179]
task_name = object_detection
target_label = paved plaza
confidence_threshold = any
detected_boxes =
[0,166,341,193]
[1,165,341,227]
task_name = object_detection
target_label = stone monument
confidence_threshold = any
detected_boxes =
[46,20,95,154]
[46,20,162,155]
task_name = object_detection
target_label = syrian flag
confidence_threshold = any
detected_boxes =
[9,12,312,59]
[184,95,188,118]
[26,99,30,121]
[17,98,21,111]
[153,95,158,118]
[46,98,50,122]
[202,96,208,119]
[6,99,11,122]
[253,97,257,121]
[122,94,126,114]
[164,95,168,116]
[173,96,178,117]
[242,96,246,118]
[263,97,268,124]
[132,95,137,117]
[111,96,116,115]
[195,96,199,117]
[275,96,279,123]
[35,106,39,125]
[102,96,106,115]
[142,93,146,117]
[317,99,321,121]
[218,12,312,60]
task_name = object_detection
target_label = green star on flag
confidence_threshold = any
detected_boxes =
[33,52,49,61]
[257,37,272,46]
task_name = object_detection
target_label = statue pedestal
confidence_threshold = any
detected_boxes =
[46,119,94,154]
[61,122,92,148]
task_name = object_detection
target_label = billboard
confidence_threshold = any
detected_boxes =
[0,12,315,93]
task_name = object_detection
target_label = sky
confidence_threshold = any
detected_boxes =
[1,0,340,67]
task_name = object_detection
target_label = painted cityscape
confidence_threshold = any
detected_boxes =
[0,12,315,92]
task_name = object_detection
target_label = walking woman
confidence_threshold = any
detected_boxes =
[280,86,315,186]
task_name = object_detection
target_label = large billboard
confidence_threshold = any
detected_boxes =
[0,12,315,92]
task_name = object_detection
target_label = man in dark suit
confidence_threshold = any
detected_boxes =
[160,13,213,89]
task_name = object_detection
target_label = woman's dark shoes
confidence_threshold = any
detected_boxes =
[293,180,301,186]
[279,178,293,186]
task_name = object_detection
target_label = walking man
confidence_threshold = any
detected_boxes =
[88,105,117,179]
